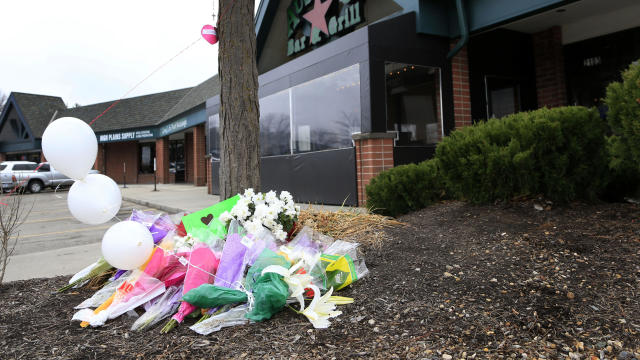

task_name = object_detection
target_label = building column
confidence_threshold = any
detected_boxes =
[185,132,193,183]
[193,124,206,187]
[451,41,472,129]
[533,26,567,108]
[155,137,170,184]
[352,133,395,207]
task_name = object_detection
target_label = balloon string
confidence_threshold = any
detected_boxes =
[53,182,66,199]
[88,36,202,126]
[153,244,254,294]
[152,244,254,310]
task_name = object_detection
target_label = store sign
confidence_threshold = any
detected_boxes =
[583,56,602,67]
[158,118,188,137]
[98,129,154,143]
[287,0,363,56]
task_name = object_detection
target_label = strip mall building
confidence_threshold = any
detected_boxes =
[1,0,638,205]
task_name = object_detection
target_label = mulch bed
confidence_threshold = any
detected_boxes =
[1,200,639,359]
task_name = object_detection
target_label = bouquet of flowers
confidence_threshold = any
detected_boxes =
[219,189,299,241]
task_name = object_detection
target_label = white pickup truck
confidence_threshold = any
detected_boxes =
[0,161,98,193]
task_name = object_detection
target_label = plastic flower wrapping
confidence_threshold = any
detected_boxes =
[61,190,368,334]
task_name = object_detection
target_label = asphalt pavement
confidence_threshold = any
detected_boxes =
[4,190,159,282]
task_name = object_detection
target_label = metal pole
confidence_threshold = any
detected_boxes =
[153,157,157,191]
[123,162,127,188]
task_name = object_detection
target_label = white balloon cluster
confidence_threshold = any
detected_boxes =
[42,117,153,270]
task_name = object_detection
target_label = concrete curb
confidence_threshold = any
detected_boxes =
[122,196,187,214]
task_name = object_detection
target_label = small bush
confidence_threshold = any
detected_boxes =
[436,106,607,204]
[366,159,446,217]
[604,60,640,198]
[603,135,640,201]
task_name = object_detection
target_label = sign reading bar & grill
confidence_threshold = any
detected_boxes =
[287,0,363,57]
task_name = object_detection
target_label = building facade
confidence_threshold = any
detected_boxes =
[1,0,639,205]
[205,0,640,206]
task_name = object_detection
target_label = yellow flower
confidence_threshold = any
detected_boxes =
[328,296,354,305]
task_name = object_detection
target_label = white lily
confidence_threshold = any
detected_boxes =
[262,262,313,310]
[301,285,342,329]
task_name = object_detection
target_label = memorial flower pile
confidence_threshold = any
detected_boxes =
[61,190,368,335]
[219,189,299,241]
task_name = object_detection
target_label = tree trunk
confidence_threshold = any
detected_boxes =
[218,0,261,200]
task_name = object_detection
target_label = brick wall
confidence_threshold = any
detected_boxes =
[185,132,193,183]
[94,144,105,173]
[137,173,155,184]
[533,26,567,108]
[193,124,206,186]
[451,41,472,129]
[0,153,6,162]
[155,137,170,184]
[353,134,395,206]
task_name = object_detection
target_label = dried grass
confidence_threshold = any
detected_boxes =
[296,206,404,249]
[87,269,116,290]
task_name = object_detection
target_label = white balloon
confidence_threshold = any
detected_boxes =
[68,174,122,225]
[42,117,97,180]
[102,221,154,270]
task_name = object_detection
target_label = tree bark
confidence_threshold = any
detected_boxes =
[218,0,261,200]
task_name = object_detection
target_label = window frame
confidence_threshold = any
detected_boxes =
[384,62,444,147]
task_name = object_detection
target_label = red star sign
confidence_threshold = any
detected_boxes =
[303,0,333,36]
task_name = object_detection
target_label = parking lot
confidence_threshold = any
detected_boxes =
[3,190,159,281]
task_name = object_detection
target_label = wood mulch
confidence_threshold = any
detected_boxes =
[1,200,639,359]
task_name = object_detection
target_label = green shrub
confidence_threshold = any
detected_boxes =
[604,60,640,198]
[603,135,640,201]
[436,106,608,203]
[365,159,446,217]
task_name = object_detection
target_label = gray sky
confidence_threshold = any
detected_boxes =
[0,0,260,107]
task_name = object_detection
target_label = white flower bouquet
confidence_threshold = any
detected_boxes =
[219,189,300,241]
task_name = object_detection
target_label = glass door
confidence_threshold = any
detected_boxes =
[169,140,185,183]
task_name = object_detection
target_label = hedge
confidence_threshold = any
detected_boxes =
[366,106,609,216]
[604,59,640,199]
[436,106,608,204]
[365,159,445,217]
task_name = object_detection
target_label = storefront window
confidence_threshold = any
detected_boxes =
[138,143,155,174]
[292,64,361,153]
[385,63,442,146]
[260,90,291,156]
[485,76,520,119]
[208,64,361,157]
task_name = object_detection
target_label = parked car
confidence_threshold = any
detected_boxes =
[0,161,38,193]
[0,161,99,194]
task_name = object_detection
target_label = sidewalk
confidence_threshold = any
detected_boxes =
[5,243,102,282]
[121,183,361,214]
